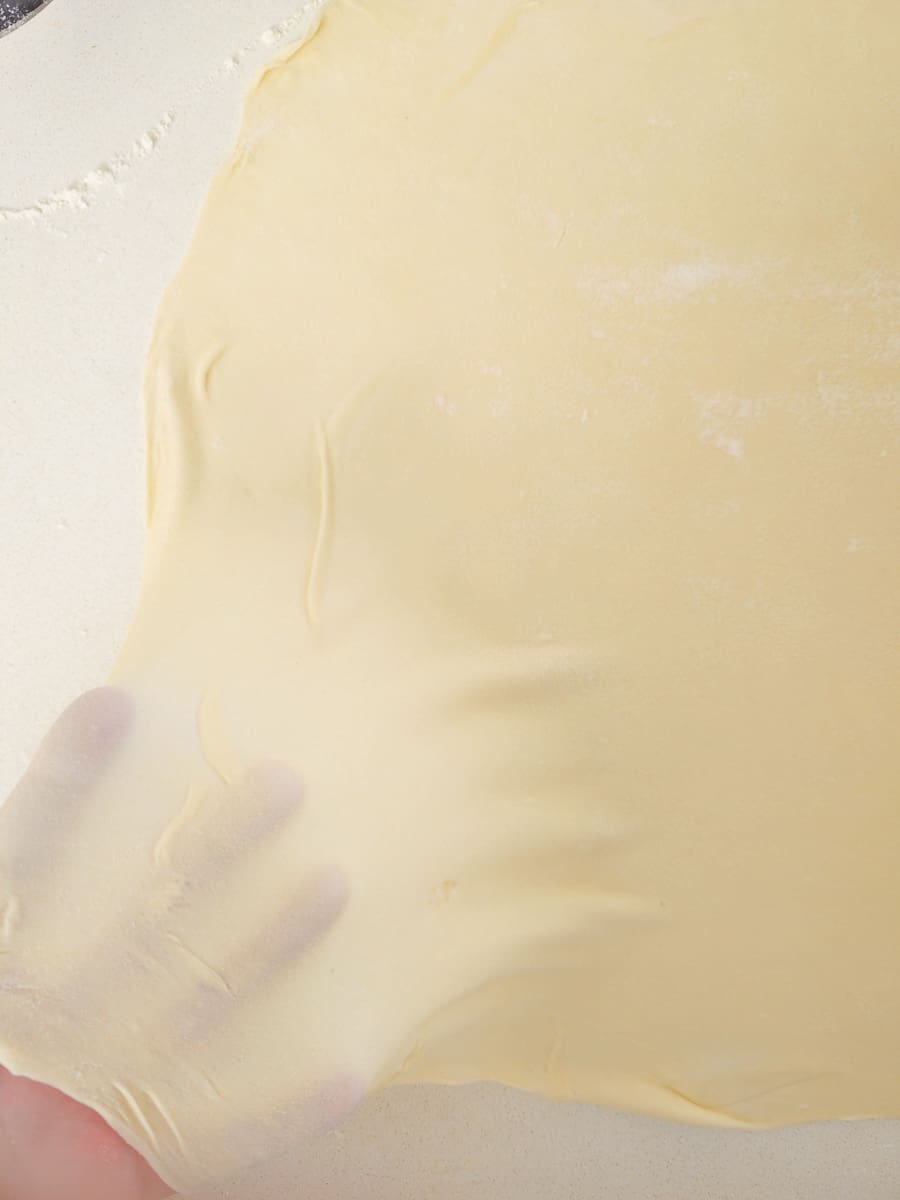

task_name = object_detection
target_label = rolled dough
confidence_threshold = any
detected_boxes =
[1,0,899,1190]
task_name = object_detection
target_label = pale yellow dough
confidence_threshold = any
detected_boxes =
[2,0,900,1190]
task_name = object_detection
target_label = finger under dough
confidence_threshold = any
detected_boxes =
[0,688,134,884]
[156,761,306,878]
[167,865,350,1046]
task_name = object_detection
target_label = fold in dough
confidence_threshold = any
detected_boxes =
[2,0,899,1190]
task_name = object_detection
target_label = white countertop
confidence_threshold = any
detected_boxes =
[1,2,897,1196]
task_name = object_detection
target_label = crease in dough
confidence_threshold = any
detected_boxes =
[164,933,237,1000]
[445,0,539,97]
[196,690,243,785]
[154,782,209,867]
[305,419,334,630]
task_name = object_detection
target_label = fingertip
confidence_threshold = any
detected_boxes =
[299,1068,367,1140]
[314,863,351,915]
[2,688,136,850]
[82,684,135,732]
[243,760,305,801]
[51,687,135,759]
[231,863,350,995]
[325,1068,367,1126]
[288,863,351,949]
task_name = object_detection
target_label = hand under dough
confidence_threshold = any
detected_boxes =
[0,689,362,1195]
[0,1063,173,1200]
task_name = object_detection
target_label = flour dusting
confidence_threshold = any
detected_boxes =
[0,2,321,225]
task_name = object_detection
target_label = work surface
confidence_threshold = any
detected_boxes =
[1,2,898,1196]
